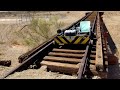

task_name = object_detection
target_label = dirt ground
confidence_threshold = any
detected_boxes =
[0,11,120,79]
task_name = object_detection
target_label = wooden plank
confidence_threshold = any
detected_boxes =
[95,14,104,71]
[90,55,96,60]
[40,61,79,74]
[52,48,85,54]
[91,51,96,54]
[103,51,107,55]
[92,45,96,47]
[90,55,96,58]
[103,48,106,51]
[48,52,83,58]
[89,60,95,65]
[43,56,81,64]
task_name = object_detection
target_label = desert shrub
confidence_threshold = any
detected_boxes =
[15,15,64,48]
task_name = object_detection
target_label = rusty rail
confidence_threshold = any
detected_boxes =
[77,42,90,79]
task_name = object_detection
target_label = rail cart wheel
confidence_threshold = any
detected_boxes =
[57,29,62,34]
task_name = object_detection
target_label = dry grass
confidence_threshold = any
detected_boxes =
[0,11,85,51]
[14,15,65,48]
[13,11,85,49]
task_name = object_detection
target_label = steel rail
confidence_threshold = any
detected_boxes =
[77,42,90,79]
[77,12,98,79]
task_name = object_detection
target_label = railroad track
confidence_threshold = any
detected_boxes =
[0,11,108,79]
